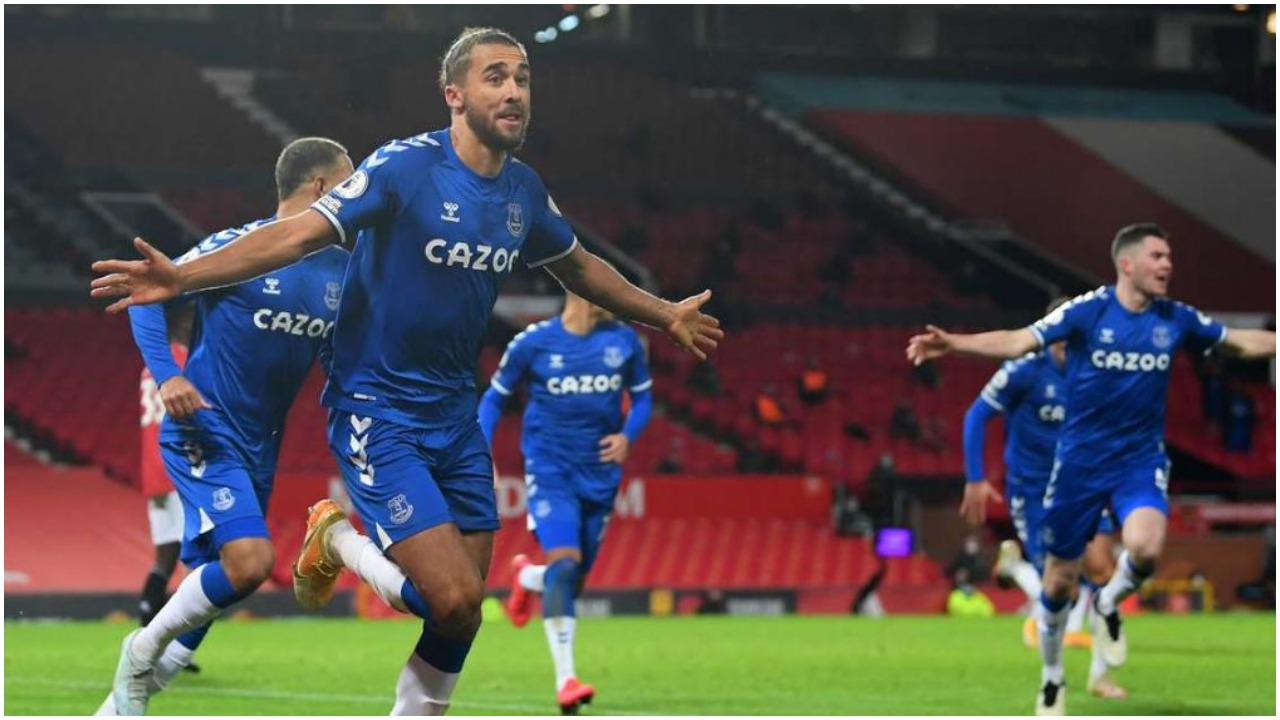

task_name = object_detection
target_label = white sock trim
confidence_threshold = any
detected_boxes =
[1066,586,1090,633]
[1088,637,1109,681]
[153,639,197,690]
[519,565,547,593]
[130,565,220,667]
[544,616,577,690]
[391,653,459,716]
[1037,601,1070,685]
[332,523,411,613]
[1009,560,1043,603]
[1098,550,1144,615]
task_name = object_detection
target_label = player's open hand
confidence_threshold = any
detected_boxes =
[599,433,630,464]
[90,237,182,313]
[159,375,212,420]
[959,480,1002,527]
[666,290,723,361]
[906,325,953,366]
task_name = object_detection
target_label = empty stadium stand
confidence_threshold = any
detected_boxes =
[809,110,1274,312]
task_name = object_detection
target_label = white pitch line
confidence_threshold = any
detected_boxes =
[7,677,666,715]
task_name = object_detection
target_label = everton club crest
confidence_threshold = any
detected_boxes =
[506,203,524,237]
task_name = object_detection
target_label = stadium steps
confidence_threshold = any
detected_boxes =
[3,415,80,468]
[4,433,50,467]
[6,41,282,183]
[5,120,204,290]
[200,67,299,145]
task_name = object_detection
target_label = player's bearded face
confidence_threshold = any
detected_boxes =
[464,97,528,152]
[461,45,531,153]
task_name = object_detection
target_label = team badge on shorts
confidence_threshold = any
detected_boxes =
[212,487,236,512]
[506,203,524,237]
[603,346,624,369]
[388,494,414,525]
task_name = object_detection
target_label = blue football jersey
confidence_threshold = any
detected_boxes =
[489,317,652,467]
[1028,286,1227,471]
[159,218,349,470]
[310,130,578,430]
[978,352,1068,487]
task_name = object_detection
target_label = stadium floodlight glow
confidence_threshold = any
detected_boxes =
[534,30,547,43]
[1269,10,1276,34]
[587,4,611,19]
[1233,3,1249,11]
[544,26,559,41]
[559,15,580,32]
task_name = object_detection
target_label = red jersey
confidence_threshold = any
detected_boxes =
[140,344,189,498]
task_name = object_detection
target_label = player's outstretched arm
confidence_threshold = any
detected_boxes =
[546,245,724,360]
[906,326,1039,365]
[959,398,1002,527]
[90,211,337,313]
[1220,328,1277,360]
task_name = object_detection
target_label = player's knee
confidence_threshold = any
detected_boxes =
[543,557,582,615]
[1042,557,1079,601]
[423,579,484,640]
[221,540,275,592]
[1082,546,1116,584]
[1043,573,1075,601]
[1082,557,1113,586]
[1125,531,1165,569]
[549,556,581,581]
[1127,543,1161,571]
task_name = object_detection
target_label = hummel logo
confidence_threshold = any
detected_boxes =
[263,277,282,295]
[441,202,461,223]
[348,415,374,486]
[1099,328,1115,344]
[550,354,564,369]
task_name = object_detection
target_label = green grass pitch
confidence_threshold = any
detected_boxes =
[5,613,1274,715]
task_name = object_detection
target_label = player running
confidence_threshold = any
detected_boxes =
[95,137,353,715]
[960,297,1124,699]
[909,223,1275,715]
[478,291,653,713]
[91,27,722,715]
